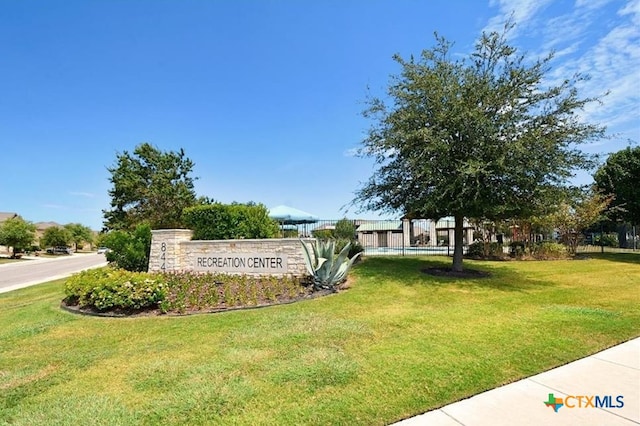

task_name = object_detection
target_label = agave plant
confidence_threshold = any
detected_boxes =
[300,239,362,291]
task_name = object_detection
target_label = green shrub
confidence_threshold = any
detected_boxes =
[336,238,364,258]
[594,233,619,247]
[281,228,299,238]
[467,242,504,258]
[509,241,526,257]
[531,242,568,259]
[467,242,484,257]
[183,202,279,240]
[101,223,152,272]
[311,229,333,239]
[64,267,167,311]
[312,220,360,255]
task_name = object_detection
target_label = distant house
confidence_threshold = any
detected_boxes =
[355,217,476,249]
[356,220,404,248]
[0,212,18,224]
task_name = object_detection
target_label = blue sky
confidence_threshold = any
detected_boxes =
[1,0,638,231]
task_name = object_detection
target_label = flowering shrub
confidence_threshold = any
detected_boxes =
[64,267,312,314]
[64,267,167,311]
[160,272,309,314]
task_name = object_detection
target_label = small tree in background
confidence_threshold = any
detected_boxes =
[334,218,357,240]
[545,190,612,255]
[333,218,363,258]
[311,218,363,257]
[64,223,94,252]
[41,226,72,249]
[0,217,36,257]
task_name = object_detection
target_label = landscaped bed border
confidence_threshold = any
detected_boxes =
[60,288,335,318]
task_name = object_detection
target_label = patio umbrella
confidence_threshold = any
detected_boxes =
[268,205,319,225]
[269,205,319,237]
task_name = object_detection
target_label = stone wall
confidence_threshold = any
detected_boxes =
[149,229,313,277]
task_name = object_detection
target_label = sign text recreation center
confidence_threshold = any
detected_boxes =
[195,253,288,273]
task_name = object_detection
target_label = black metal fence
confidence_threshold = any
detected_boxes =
[284,219,638,257]
[286,218,469,257]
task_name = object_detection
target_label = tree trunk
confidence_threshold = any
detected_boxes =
[452,214,464,272]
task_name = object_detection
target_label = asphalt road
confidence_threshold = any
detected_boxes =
[0,253,108,294]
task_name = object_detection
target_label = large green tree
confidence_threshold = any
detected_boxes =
[353,25,606,271]
[64,223,94,252]
[41,226,72,249]
[594,146,640,226]
[0,217,36,257]
[103,143,198,231]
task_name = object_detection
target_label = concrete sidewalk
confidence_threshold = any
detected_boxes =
[393,337,639,426]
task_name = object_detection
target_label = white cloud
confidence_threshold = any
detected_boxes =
[619,0,640,21]
[575,0,615,10]
[568,3,640,135]
[484,0,556,36]
[486,0,640,146]
[69,191,95,198]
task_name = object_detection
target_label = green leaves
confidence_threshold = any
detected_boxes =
[0,216,36,255]
[101,223,152,272]
[64,223,94,249]
[594,146,640,225]
[64,267,167,311]
[103,143,198,231]
[182,202,280,240]
[301,239,362,291]
[41,226,72,249]
[354,24,607,270]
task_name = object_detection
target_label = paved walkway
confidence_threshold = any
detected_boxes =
[393,337,639,426]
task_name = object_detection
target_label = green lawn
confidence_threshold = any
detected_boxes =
[1,254,639,425]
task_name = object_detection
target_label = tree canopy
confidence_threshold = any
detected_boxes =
[353,24,606,271]
[594,146,640,225]
[0,217,36,256]
[41,226,72,248]
[64,223,94,251]
[103,143,198,231]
